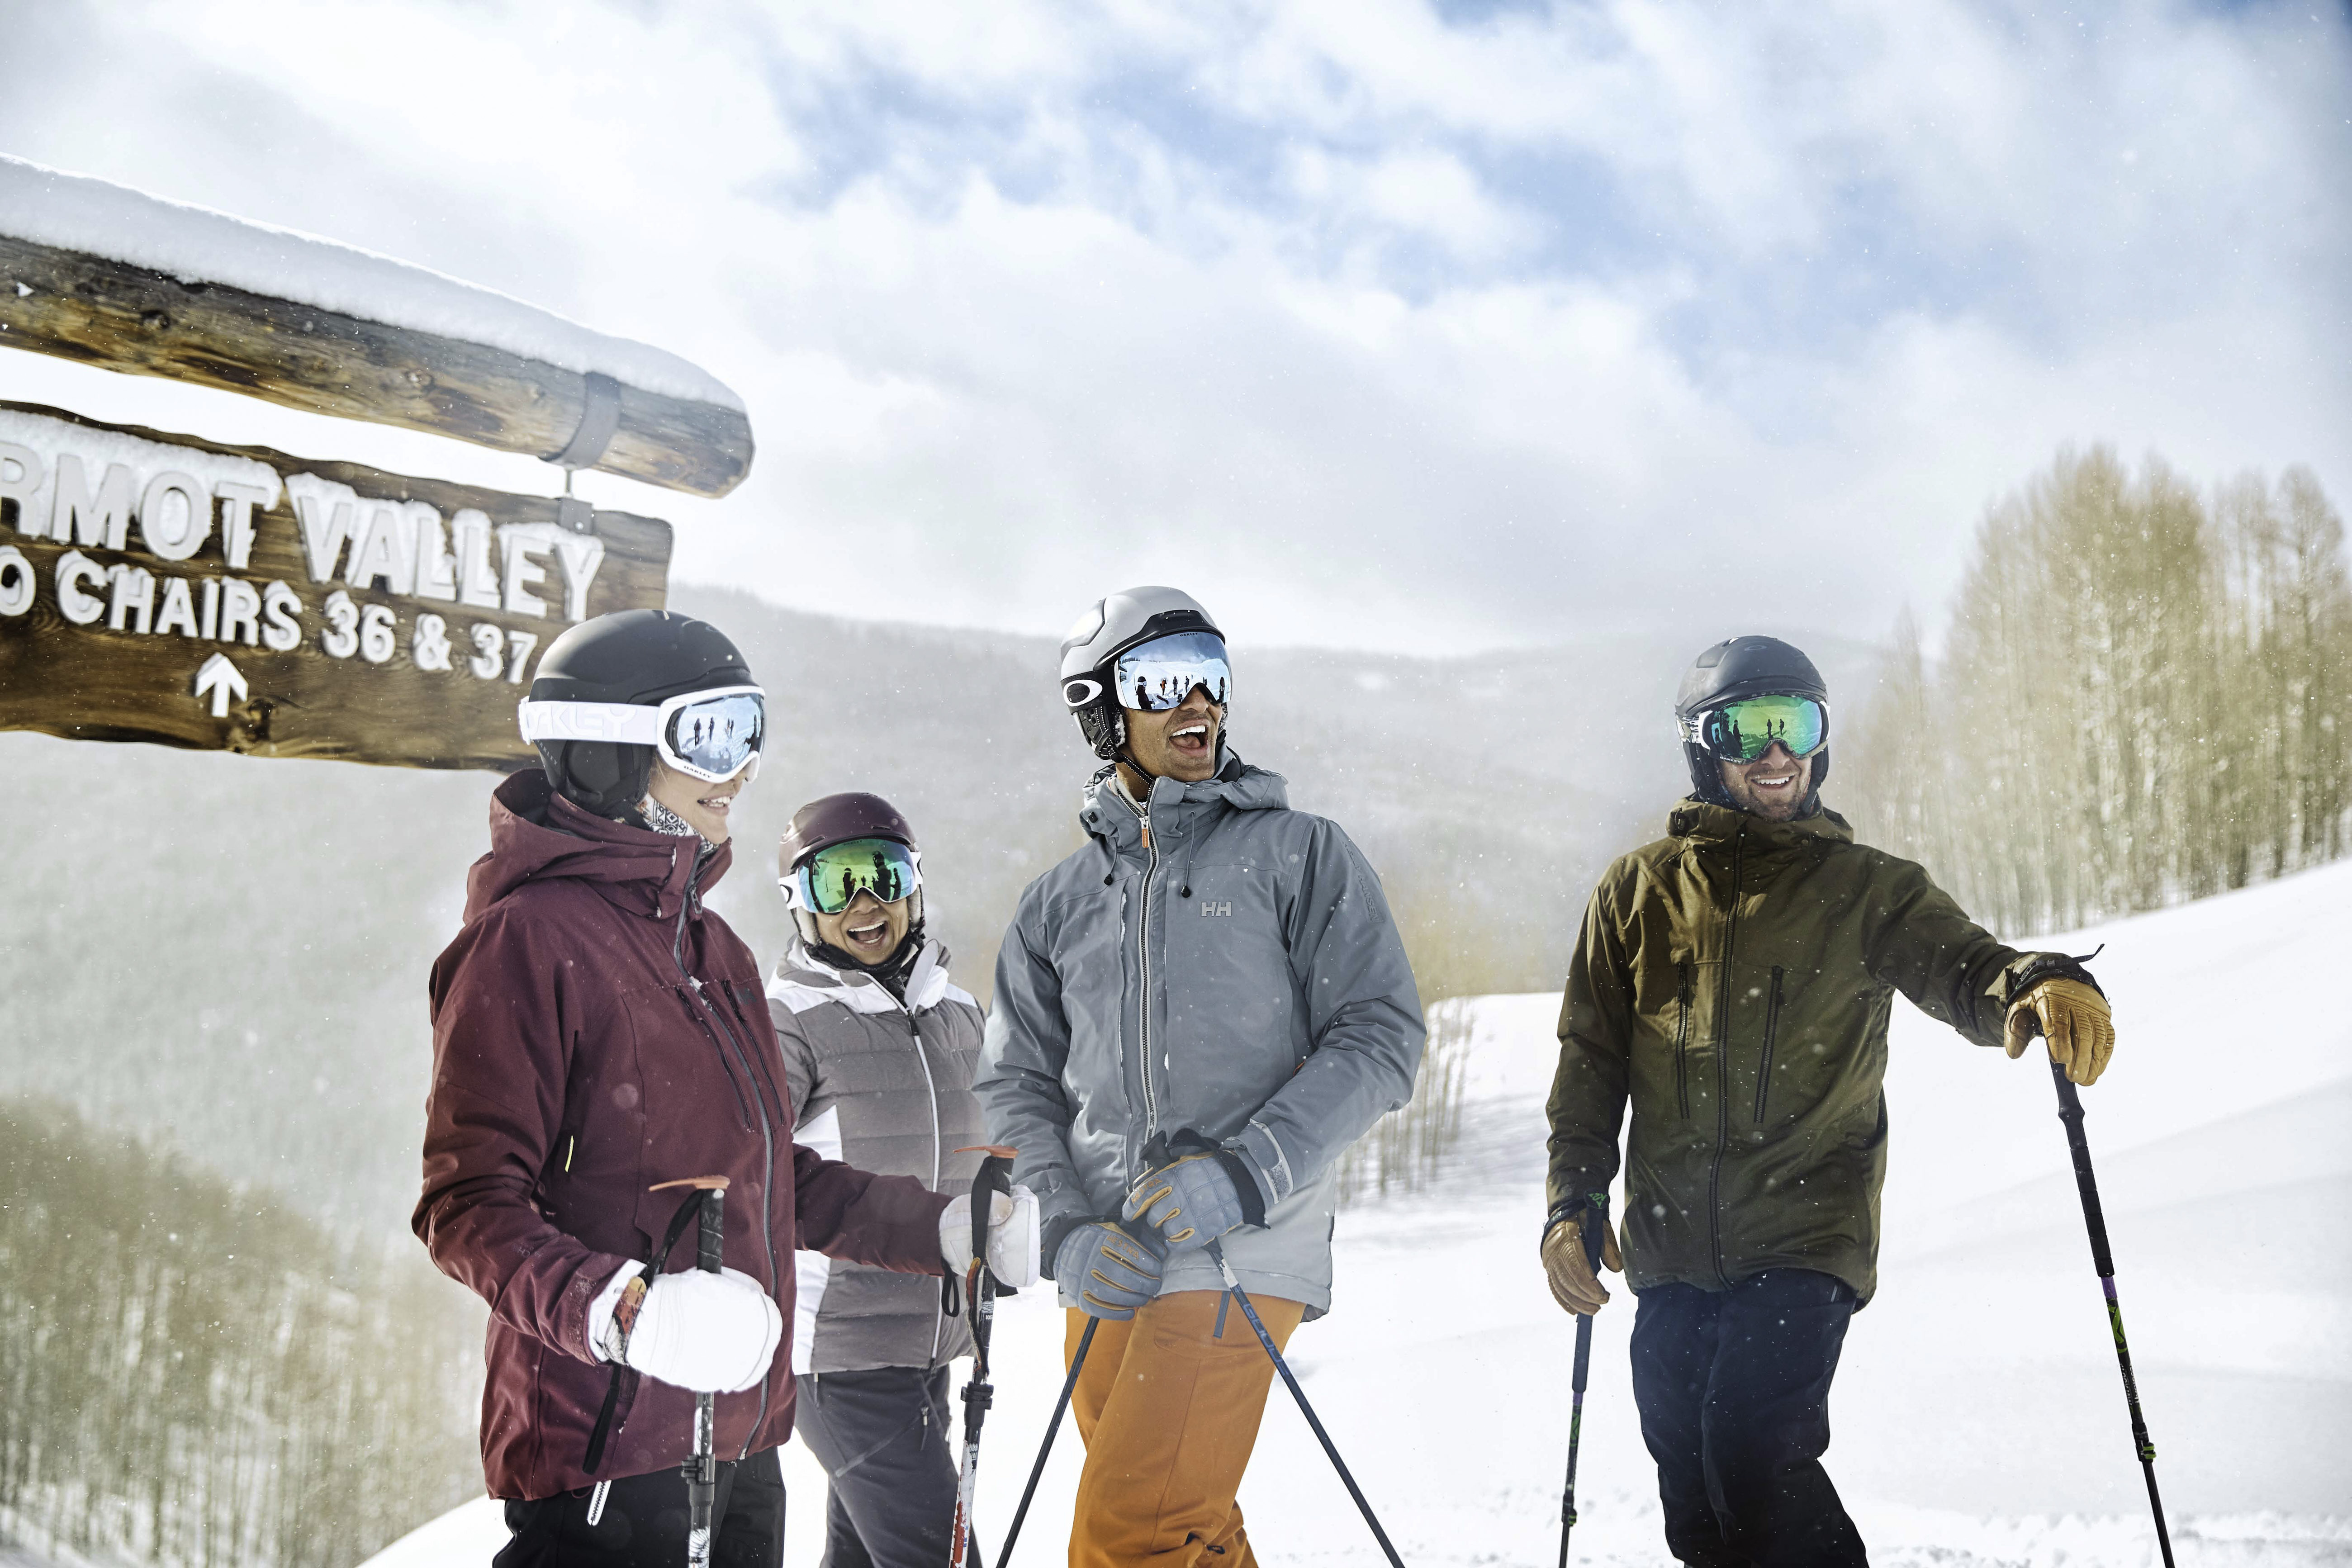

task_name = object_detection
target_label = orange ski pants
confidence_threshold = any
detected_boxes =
[1064,1288,1307,1568]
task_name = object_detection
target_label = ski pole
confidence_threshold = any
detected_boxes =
[951,1146,1019,1568]
[1204,1239,1408,1568]
[2049,1061,2175,1568]
[1557,1192,1609,1568]
[650,1175,730,1568]
[995,1316,1099,1566]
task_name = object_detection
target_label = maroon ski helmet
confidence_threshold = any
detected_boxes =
[777,792,919,882]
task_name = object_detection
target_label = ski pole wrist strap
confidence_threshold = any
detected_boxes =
[1545,1191,1609,1240]
[583,1187,710,1475]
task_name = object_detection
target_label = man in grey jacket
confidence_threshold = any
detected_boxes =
[770,792,1031,1568]
[976,587,1423,1568]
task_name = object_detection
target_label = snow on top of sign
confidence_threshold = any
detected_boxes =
[0,156,744,413]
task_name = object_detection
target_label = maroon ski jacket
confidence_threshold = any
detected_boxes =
[415,770,950,1500]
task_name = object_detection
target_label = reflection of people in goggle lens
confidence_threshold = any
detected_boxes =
[1106,630,1231,790]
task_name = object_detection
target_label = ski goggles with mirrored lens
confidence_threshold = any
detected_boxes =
[517,685,767,784]
[788,837,922,915]
[1112,631,1232,712]
[1684,693,1829,764]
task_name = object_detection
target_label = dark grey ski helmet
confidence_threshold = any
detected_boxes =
[1058,586,1224,760]
[1674,635,1830,807]
[524,609,756,817]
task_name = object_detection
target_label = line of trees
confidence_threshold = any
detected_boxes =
[0,1098,480,1568]
[1841,446,2351,936]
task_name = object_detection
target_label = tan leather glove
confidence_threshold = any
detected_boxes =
[1540,1210,1623,1317]
[2004,977,2115,1086]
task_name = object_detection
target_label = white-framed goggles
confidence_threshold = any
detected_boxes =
[780,837,924,916]
[518,685,767,784]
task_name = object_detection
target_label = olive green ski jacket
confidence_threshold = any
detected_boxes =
[1546,799,2053,1305]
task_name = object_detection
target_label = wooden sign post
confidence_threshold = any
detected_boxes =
[0,402,669,770]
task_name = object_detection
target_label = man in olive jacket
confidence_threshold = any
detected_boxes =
[1542,635,2118,1568]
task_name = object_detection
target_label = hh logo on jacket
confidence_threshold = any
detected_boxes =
[1199,901,1233,918]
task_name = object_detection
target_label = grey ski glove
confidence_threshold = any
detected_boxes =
[1123,1146,1265,1253]
[1053,1220,1166,1320]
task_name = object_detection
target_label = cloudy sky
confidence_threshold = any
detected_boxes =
[0,0,2344,654]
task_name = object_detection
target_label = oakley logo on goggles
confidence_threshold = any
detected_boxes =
[1686,693,1828,764]
[785,837,921,915]
[1113,631,1230,713]
[517,685,766,784]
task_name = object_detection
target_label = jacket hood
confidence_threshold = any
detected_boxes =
[465,768,731,924]
[1079,752,1289,841]
[1667,796,1855,850]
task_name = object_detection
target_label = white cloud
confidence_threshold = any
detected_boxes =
[0,0,2341,658]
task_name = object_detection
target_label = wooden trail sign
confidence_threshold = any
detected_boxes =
[0,402,669,770]
[0,158,753,498]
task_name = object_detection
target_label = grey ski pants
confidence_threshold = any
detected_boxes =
[793,1366,978,1568]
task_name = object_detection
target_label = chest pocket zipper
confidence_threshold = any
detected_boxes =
[1674,961,1693,1119]
[1754,966,1785,1123]
[679,987,756,1131]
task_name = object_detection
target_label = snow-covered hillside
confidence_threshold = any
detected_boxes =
[365,858,2352,1568]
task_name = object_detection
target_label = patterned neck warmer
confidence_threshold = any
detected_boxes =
[639,795,698,839]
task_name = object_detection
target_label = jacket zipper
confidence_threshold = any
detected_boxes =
[906,1007,946,1364]
[673,884,777,1459]
[1754,966,1785,1123]
[1135,804,1162,1144]
[1707,827,1744,1288]
[852,962,948,1366]
[1673,961,1693,1119]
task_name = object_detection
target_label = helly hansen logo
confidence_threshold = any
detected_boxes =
[1199,900,1233,917]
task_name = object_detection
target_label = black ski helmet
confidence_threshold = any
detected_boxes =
[1058,586,1224,760]
[1674,635,1830,808]
[524,609,756,817]
[777,791,925,947]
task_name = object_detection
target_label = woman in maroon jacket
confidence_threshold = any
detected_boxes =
[416,611,1017,1567]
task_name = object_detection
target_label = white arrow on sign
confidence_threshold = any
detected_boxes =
[193,653,249,718]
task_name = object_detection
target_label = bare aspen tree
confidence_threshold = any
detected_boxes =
[1840,447,2349,937]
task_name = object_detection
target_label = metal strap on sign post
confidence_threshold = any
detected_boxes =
[549,370,623,470]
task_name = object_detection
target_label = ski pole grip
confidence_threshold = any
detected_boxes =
[1580,1192,1610,1273]
[2049,1061,2115,1278]
[957,1145,1018,1292]
[650,1176,730,1277]
[698,1188,724,1274]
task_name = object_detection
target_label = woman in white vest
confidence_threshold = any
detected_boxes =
[767,792,1008,1568]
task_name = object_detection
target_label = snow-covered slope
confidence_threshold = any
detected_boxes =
[363,858,2352,1568]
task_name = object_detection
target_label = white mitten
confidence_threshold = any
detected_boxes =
[588,1264,781,1393]
[939,1184,1042,1289]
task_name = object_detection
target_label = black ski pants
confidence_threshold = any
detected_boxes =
[1629,1269,1868,1568]
[793,1365,976,1568]
[493,1444,784,1567]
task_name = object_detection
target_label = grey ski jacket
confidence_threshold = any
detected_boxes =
[975,754,1424,1314]
[770,938,988,1374]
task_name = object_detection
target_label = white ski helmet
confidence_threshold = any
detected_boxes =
[1057,587,1225,760]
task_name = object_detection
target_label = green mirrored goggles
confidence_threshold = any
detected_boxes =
[795,837,920,915]
[1691,694,1829,764]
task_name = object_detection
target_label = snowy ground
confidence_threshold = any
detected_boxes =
[367,859,2352,1568]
